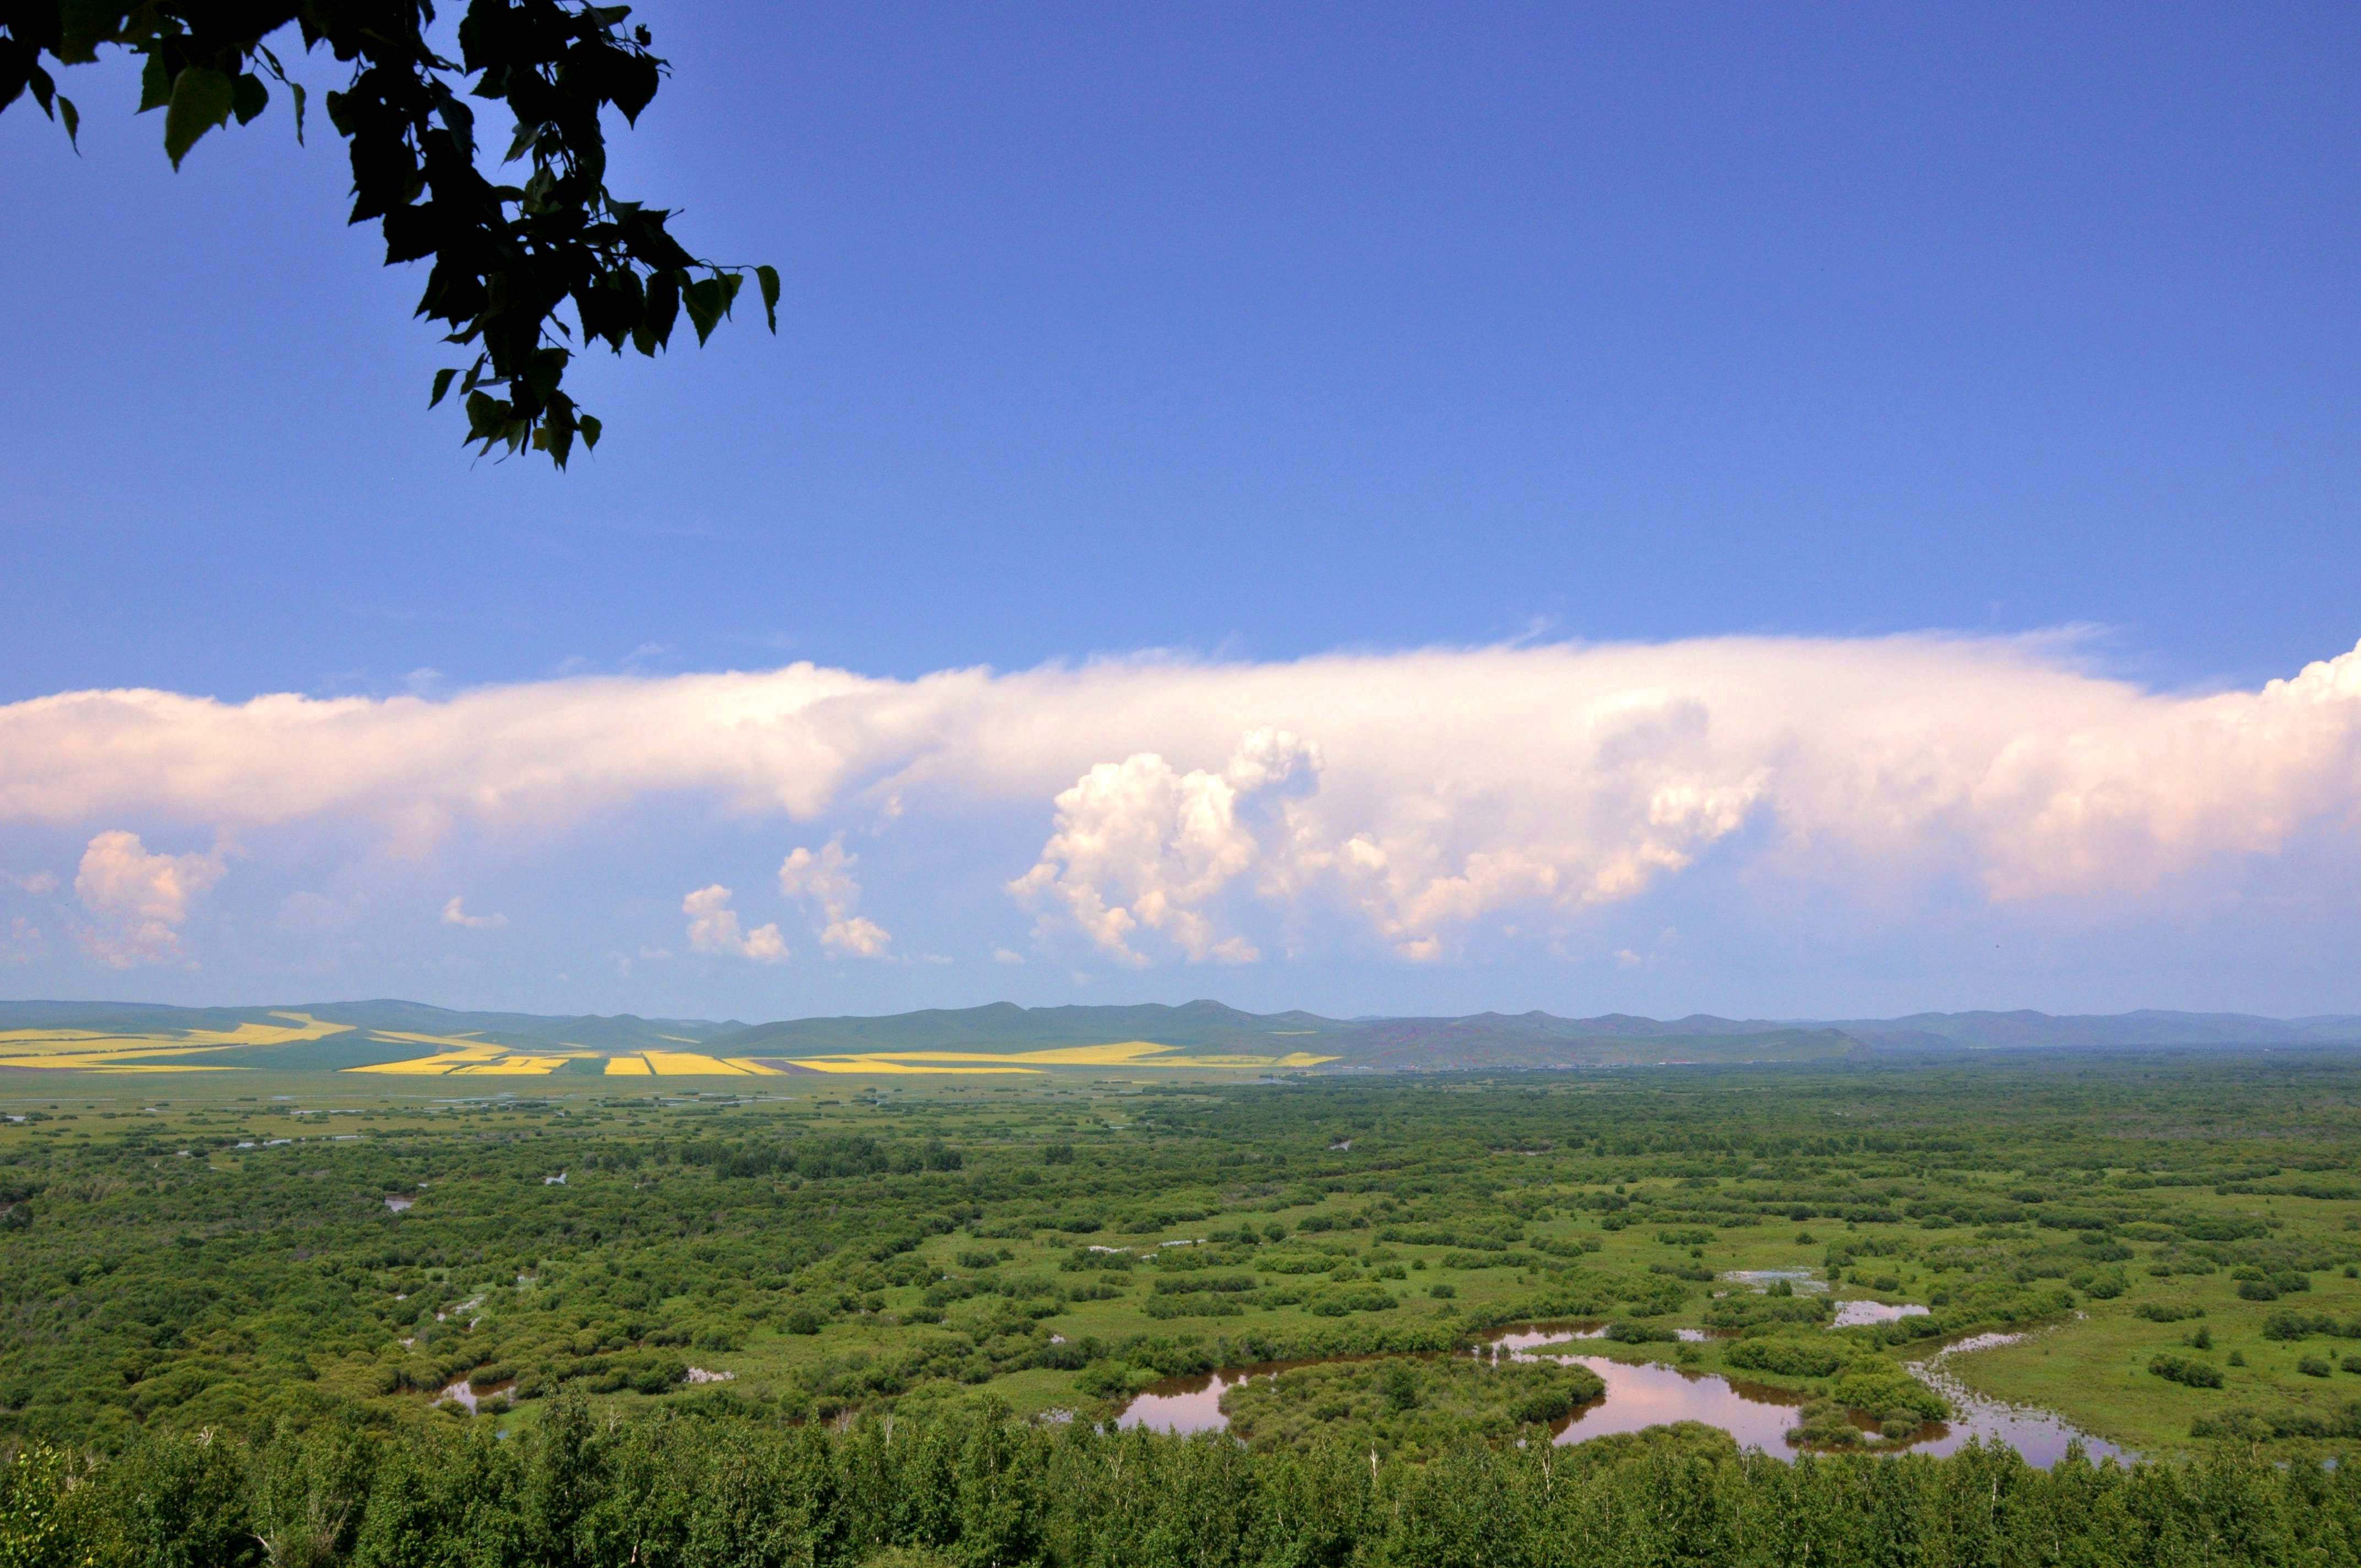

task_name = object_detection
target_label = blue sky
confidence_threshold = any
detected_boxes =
[3,4,2358,1021]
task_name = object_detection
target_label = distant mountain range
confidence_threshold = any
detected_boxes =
[2,997,2358,1076]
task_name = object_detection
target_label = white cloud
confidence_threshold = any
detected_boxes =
[0,636,2358,963]
[2,916,41,963]
[778,839,891,958]
[682,884,786,963]
[992,947,1026,965]
[441,896,509,930]
[1009,728,1319,963]
[73,830,225,968]
[4,870,58,895]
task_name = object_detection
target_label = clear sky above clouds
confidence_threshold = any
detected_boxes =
[3,4,2357,1020]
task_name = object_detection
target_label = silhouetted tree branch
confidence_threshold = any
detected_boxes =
[2,2,777,467]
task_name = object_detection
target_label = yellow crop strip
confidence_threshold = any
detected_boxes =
[822,1041,1177,1066]
[0,1012,358,1070]
[179,1016,354,1046]
[0,1033,204,1057]
[637,1050,754,1076]
[0,1023,1337,1077]
[1174,1052,1341,1068]
[756,1041,1332,1074]
[347,1045,509,1075]
[786,1058,1043,1075]
[0,1059,240,1074]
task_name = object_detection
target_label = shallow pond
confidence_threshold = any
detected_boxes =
[1720,1268,1827,1293]
[1900,1332,2132,1464]
[1115,1322,2128,1466]
[1828,1299,1930,1327]
[432,1375,512,1414]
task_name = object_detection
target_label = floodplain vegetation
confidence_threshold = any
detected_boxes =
[4,1050,2361,1564]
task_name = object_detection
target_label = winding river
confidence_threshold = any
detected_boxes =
[1117,1321,2128,1466]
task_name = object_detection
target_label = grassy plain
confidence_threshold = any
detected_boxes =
[2,1051,2358,1461]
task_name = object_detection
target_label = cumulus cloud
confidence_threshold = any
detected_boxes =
[778,839,890,958]
[4,870,58,895]
[1009,728,1319,963]
[0,636,2357,962]
[73,830,225,968]
[441,896,509,930]
[682,884,786,963]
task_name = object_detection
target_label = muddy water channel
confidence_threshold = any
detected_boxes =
[1117,1322,2128,1466]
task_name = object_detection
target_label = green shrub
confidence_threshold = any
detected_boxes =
[2150,1353,2224,1388]
[1603,1321,1677,1344]
[1722,1337,1852,1379]
[1142,1294,1244,1319]
[2192,1401,2361,1440]
[1787,1398,1861,1448]
[1828,1369,1946,1422]
[1306,1286,1397,1316]
[1221,1355,1604,1457]
[2135,1302,2203,1322]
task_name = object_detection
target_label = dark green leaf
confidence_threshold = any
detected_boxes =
[163,68,236,168]
[682,278,722,345]
[231,74,269,127]
[138,54,170,115]
[645,270,680,350]
[58,94,80,148]
[9,0,776,467]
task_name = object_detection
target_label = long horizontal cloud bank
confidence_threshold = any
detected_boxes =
[3,635,2358,961]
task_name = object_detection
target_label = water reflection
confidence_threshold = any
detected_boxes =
[1902,1333,2132,1466]
[1828,1299,1930,1327]
[1117,1359,1341,1435]
[431,1375,513,1414]
[1720,1269,1826,1293]
[1113,1321,2127,1466]
[1474,1321,1607,1354]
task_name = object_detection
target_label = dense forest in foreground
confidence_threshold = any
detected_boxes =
[6,1402,2355,1568]
[5,1050,2361,1561]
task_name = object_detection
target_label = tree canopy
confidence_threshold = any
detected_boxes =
[2,2,775,467]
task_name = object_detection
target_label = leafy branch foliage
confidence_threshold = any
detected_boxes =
[9,1404,2361,1568]
[0,1,776,466]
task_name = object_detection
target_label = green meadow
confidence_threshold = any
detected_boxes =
[5,1050,2359,1464]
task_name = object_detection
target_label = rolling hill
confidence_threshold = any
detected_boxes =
[1,997,2355,1076]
